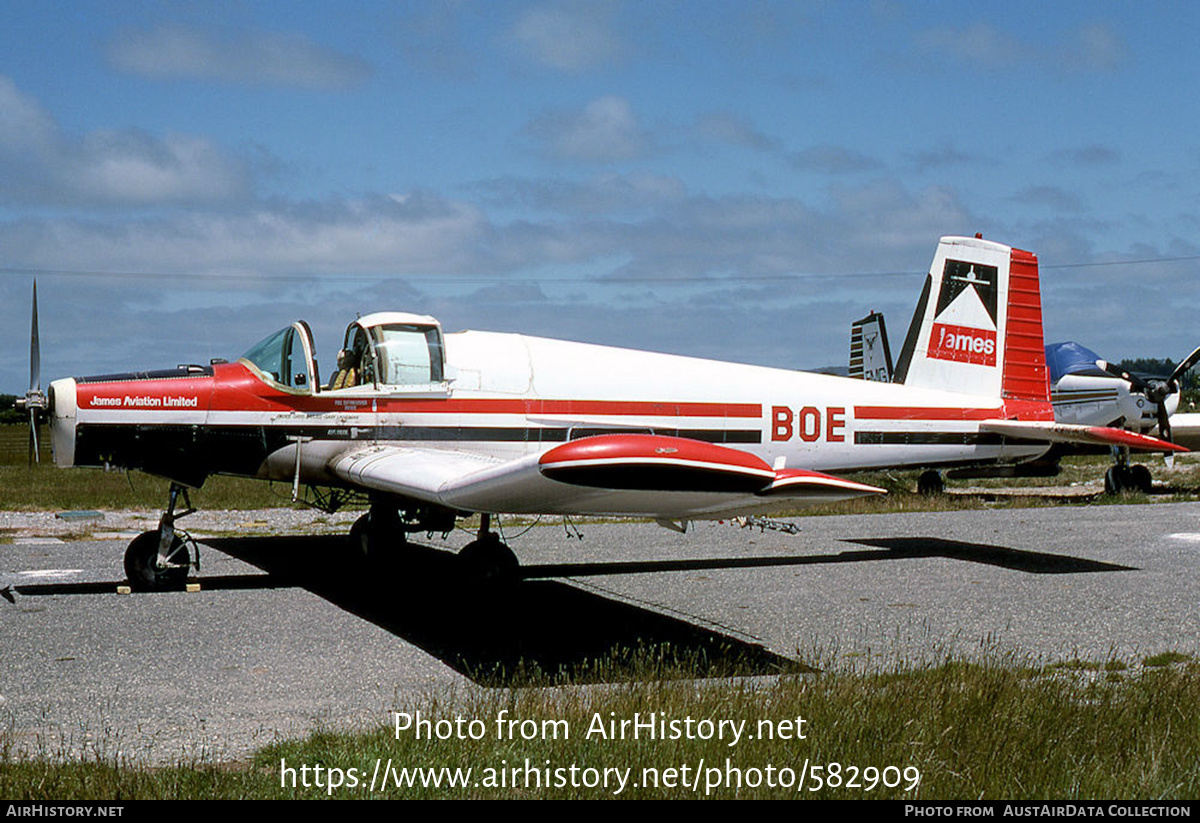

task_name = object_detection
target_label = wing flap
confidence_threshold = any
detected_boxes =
[759,469,887,499]
[980,420,1187,453]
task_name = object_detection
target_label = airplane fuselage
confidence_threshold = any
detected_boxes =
[48,328,1049,503]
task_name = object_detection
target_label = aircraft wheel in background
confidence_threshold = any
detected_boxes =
[917,469,944,495]
[1129,464,1153,494]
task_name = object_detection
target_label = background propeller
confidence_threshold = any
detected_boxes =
[14,281,47,467]
[1098,344,1200,442]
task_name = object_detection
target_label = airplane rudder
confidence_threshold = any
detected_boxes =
[1000,247,1052,409]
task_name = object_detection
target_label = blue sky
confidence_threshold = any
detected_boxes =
[4,1,1200,393]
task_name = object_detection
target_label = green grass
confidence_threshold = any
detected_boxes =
[1144,652,1192,668]
[3,653,1199,800]
[0,425,298,510]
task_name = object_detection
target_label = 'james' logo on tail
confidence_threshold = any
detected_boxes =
[926,260,999,366]
[928,322,996,365]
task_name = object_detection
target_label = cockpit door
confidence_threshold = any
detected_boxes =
[284,321,319,392]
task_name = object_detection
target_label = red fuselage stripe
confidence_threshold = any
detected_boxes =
[78,367,763,418]
[853,406,1000,421]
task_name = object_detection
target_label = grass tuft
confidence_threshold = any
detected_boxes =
[4,652,1200,799]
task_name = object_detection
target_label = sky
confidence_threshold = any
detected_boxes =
[4,0,1200,394]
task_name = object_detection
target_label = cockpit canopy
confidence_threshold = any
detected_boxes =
[1045,341,1109,384]
[239,312,448,394]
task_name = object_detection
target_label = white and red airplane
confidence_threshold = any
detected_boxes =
[18,235,1186,589]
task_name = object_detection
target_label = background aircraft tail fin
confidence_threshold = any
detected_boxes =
[849,311,894,382]
[893,236,1051,413]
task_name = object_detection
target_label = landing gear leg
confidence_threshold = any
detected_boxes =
[458,513,519,584]
[124,482,197,591]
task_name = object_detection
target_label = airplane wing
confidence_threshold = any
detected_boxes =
[1165,412,1200,451]
[979,420,1188,452]
[328,434,885,520]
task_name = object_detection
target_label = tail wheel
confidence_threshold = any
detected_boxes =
[124,530,191,591]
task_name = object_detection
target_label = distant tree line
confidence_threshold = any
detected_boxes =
[0,394,22,425]
[1115,357,1197,389]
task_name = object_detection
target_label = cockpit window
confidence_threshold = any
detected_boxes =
[375,324,444,385]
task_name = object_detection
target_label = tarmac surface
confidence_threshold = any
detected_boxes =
[3,501,1200,764]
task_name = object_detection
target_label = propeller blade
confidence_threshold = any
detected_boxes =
[24,279,44,468]
[1157,401,1172,443]
[28,408,39,467]
[1169,344,1200,385]
[29,279,40,392]
[1096,359,1149,391]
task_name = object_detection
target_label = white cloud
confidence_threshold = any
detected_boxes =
[1047,145,1120,167]
[1,194,492,276]
[472,172,687,216]
[917,21,1127,74]
[0,76,250,206]
[917,22,1027,69]
[788,144,883,174]
[524,96,649,162]
[508,2,625,71]
[694,112,780,153]
[0,77,56,152]
[1065,23,1127,72]
[107,26,372,89]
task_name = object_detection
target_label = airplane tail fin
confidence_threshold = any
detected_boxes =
[893,236,1051,417]
[849,311,894,382]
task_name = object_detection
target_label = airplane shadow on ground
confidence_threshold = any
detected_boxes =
[522,536,1135,578]
[8,533,1131,685]
[201,535,802,686]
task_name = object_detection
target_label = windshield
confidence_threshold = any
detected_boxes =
[239,324,312,389]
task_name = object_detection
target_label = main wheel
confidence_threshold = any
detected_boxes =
[1129,464,1153,494]
[124,530,190,591]
[458,536,519,585]
[349,510,406,562]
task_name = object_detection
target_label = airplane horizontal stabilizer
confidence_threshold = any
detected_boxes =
[979,421,1188,453]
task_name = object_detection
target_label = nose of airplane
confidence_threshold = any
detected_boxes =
[48,377,77,468]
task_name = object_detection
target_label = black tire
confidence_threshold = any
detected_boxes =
[917,469,944,495]
[124,530,190,591]
[349,510,405,562]
[1130,464,1153,494]
[458,536,519,585]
